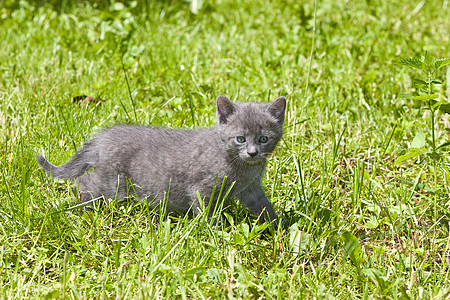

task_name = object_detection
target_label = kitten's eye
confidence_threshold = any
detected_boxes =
[259,136,269,143]
[236,136,246,143]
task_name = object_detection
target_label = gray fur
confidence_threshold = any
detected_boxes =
[37,95,286,225]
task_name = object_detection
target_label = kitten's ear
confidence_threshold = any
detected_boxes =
[216,95,236,124]
[267,96,286,125]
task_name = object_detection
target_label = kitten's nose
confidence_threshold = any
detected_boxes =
[247,147,258,157]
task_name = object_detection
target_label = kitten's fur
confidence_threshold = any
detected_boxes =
[37,95,286,226]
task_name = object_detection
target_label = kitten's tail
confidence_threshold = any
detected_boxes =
[37,141,98,180]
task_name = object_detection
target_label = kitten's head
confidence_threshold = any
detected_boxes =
[216,95,286,165]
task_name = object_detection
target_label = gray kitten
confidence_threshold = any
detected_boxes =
[37,95,286,226]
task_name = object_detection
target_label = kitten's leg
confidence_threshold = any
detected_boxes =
[75,174,104,210]
[237,185,278,227]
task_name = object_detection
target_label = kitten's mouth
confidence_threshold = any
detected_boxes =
[241,156,265,165]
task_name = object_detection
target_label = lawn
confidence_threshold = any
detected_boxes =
[0,0,449,298]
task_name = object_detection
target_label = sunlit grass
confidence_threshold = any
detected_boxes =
[0,0,449,298]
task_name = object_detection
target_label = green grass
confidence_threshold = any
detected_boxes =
[1,0,449,298]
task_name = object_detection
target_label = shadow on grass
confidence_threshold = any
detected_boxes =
[2,0,189,14]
